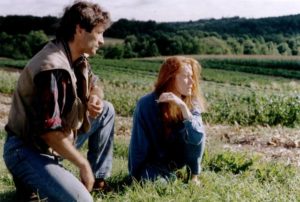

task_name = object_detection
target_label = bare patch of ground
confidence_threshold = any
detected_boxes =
[0,93,11,130]
[1,94,299,167]
[205,124,300,167]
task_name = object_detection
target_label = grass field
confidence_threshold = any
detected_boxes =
[0,130,299,202]
[0,55,299,201]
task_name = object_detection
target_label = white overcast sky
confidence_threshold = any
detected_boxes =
[0,0,300,22]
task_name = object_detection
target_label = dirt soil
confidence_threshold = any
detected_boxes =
[1,93,299,167]
[0,93,11,130]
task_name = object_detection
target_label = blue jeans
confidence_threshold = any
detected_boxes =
[3,101,115,202]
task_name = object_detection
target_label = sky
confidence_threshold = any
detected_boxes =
[0,0,300,22]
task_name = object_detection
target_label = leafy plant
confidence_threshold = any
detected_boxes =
[254,163,296,184]
[205,151,253,174]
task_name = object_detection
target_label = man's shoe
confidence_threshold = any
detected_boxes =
[93,178,112,193]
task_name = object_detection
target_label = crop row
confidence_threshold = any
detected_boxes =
[92,59,299,127]
[0,57,299,127]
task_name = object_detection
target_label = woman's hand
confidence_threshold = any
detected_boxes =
[157,92,192,120]
[157,92,184,106]
[87,95,103,118]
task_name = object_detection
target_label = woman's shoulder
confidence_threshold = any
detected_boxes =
[136,92,158,109]
[138,92,156,102]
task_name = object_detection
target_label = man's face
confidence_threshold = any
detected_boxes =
[80,24,105,56]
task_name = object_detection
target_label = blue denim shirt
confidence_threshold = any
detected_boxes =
[128,92,205,180]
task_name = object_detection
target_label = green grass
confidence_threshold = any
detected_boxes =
[0,56,299,127]
[0,55,299,199]
[0,59,27,69]
[201,59,300,79]
[0,70,19,94]
[91,58,300,127]
[0,131,15,202]
[138,55,300,79]
[1,131,299,202]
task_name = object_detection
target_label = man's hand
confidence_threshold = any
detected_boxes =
[88,94,103,118]
[41,131,96,192]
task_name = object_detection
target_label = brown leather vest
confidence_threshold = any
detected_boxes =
[6,41,91,150]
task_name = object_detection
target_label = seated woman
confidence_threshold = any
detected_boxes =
[128,56,206,184]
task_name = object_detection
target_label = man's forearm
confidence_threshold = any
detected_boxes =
[41,131,89,168]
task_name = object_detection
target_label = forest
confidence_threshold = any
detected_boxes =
[1,14,300,59]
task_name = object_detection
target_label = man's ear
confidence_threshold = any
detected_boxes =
[75,24,84,35]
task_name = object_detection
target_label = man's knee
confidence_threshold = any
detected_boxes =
[75,191,93,202]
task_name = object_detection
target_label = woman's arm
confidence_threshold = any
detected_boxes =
[157,92,205,145]
[182,107,205,145]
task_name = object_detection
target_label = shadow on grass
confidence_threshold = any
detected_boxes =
[92,172,133,199]
[0,190,17,202]
[108,174,132,193]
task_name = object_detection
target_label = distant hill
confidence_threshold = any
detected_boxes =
[1,14,300,37]
[0,15,58,35]
[2,14,300,59]
[167,15,300,36]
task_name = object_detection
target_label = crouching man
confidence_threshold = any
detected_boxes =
[3,1,114,201]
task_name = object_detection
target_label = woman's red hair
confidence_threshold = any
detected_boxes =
[154,56,206,125]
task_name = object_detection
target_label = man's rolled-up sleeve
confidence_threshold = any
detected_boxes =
[33,70,68,134]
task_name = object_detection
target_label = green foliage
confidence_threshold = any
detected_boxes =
[205,151,253,174]
[100,147,300,201]
[113,137,129,159]
[0,70,19,94]
[0,53,300,201]
[102,44,124,59]
[266,41,280,55]
[4,15,300,58]
[103,17,300,57]
[99,31,300,58]
[277,42,292,55]
[89,56,300,127]
[0,16,58,35]
[1,56,299,127]
[226,37,243,54]
[243,39,257,54]
[26,30,48,55]
[254,163,296,184]
[0,59,27,69]
[0,130,5,139]
[204,93,300,127]
[200,57,300,79]
[123,42,138,58]
[1,132,300,201]
[0,31,48,59]
[198,36,231,54]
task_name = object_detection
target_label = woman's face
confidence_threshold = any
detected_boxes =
[174,63,194,96]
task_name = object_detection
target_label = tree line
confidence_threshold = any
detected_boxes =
[101,30,300,59]
[1,14,300,59]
